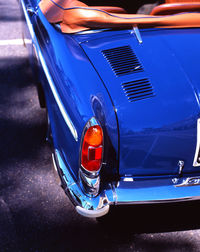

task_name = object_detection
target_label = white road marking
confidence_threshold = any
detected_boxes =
[0,39,32,46]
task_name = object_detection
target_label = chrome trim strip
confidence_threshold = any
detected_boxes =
[53,149,200,217]
[20,0,78,141]
[116,196,200,205]
[53,149,110,218]
[193,118,200,166]
[37,49,78,141]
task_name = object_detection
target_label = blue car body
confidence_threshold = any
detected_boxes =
[20,0,200,217]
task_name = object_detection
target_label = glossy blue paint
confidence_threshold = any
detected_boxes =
[53,147,200,218]
[81,29,200,176]
[20,0,200,217]
[31,8,119,179]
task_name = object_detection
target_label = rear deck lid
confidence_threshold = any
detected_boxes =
[80,28,200,177]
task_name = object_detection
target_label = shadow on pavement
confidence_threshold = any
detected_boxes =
[0,57,199,252]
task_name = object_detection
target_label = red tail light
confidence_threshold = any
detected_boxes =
[81,125,103,172]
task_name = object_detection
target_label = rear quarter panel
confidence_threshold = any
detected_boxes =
[32,9,119,180]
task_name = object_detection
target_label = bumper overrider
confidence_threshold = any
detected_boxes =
[53,149,200,218]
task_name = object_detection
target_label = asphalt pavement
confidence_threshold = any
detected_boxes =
[1,0,200,251]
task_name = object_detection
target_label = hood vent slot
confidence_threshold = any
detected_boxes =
[122,78,155,102]
[102,46,143,77]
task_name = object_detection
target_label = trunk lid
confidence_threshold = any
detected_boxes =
[80,28,200,176]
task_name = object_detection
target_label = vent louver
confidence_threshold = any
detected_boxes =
[102,46,143,77]
[122,78,155,102]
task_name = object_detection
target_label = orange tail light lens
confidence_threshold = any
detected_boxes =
[81,125,103,172]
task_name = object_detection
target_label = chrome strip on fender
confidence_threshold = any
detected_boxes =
[20,0,78,141]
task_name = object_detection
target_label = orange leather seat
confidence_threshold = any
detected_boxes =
[39,0,126,23]
[151,2,200,15]
[39,0,200,33]
[166,0,200,2]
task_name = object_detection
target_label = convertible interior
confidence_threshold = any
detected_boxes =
[39,0,200,33]
[82,0,162,14]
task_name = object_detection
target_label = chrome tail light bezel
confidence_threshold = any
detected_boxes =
[79,117,104,197]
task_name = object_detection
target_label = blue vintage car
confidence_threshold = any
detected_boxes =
[20,0,200,218]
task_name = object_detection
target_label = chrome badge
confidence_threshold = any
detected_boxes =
[175,177,200,187]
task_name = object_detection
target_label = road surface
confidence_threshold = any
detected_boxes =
[1,0,200,251]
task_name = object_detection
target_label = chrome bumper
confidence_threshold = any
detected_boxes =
[53,150,200,218]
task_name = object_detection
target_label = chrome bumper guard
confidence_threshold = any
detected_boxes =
[53,150,200,218]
